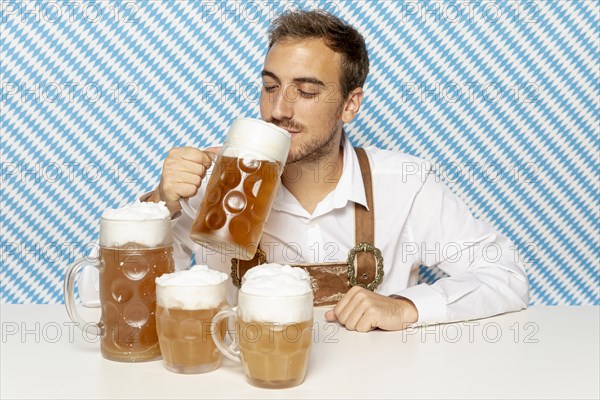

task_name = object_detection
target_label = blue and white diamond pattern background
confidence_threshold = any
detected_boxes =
[1,0,598,304]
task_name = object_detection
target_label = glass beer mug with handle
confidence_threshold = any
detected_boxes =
[155,265,229,374]
[183,118,290,260]
[211,264,314,389]
[64,202,175,362]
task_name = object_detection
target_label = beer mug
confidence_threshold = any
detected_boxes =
[155,265,228,374]
[63,202,174,362]
[185,118,290,260]
[211,264,314,388]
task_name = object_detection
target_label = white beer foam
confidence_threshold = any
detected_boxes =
[156,265,228,310]
[242,264,311,296]
[100,202,171,248]
[102,201,170,220]
[222,118,290,163]
[240,264,313,324]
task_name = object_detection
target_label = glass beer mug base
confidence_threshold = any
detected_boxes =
[164,361,220,375]
[239,319,313,389]
[101,346,162,363]
[246,376,305,390]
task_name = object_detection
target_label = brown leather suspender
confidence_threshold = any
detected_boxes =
[231,147,384,306]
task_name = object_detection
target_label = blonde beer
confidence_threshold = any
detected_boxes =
[238,320,313,388]
[187,118,290,260]
[155,265,229,374]
[190,156,281,260]
[99,244,174,361]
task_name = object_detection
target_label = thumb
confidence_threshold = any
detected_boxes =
[324,309,337,322]
[204,146,222,154]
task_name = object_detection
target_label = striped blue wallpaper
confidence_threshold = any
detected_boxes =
[1,0,598,305]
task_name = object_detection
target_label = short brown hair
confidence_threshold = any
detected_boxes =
[268,10,370,100]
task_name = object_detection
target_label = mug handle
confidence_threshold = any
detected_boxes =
[211,307,241,362]
[179,197,196,219]
[63,257,104,337]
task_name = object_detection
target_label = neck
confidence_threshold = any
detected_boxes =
[281,137,344,215]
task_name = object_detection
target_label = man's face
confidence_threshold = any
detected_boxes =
[260,38,346,164]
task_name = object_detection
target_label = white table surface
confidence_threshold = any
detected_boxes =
[1,304,598,399]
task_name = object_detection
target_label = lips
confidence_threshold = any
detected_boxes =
[271,121,301,135]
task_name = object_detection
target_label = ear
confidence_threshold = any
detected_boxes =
[341,87,364,124]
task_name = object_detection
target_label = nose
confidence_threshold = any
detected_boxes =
[270,85,295,121]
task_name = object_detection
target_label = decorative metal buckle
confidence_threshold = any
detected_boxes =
[347,242,384,291]
[230,248,267,288]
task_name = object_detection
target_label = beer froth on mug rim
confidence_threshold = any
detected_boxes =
[239,264,313,324]
[155,265,229,310]
[100,201,172,248]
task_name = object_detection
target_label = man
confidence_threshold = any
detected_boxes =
[81,10,529,332]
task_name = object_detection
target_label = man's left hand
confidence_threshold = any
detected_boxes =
[324,286,419,332]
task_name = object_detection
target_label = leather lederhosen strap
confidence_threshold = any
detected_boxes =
[231,147,384,306]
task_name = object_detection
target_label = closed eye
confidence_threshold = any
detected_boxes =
[263,84,277,93]
[298,89,317,98]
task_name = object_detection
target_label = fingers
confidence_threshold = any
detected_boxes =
[169,147,214,169]
[158,147,215,206]
[331,285,362,317]
[324,309,337,321]
[330,287,377,332]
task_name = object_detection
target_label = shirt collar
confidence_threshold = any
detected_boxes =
[272,131,368,218]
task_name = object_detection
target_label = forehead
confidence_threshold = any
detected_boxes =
[263,38,342,84]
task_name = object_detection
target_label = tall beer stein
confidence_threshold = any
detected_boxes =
[187,118,290,260]
[64,202,175,362]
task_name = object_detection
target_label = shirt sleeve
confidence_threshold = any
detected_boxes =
[394,169,530,325]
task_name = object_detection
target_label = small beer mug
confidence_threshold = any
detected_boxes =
[187,118,290,260]
[212,264,314,389]
[63,202,174,362]
[155,265,228,374]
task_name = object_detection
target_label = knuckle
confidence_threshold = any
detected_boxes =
[355,291,368,301]
[167,148,180,157]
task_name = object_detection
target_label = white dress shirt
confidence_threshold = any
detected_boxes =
[80,134,529,325]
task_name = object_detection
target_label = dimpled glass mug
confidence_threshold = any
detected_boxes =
[64,202,175,362]
[212,264,314,389]
[155,265,228,374]
[184,118,290,260]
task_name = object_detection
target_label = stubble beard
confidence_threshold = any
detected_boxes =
[286,118,343,166]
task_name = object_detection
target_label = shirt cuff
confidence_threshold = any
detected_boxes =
[395,284,447,325]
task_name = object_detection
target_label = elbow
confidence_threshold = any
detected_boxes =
[507,258,530,309]
[515,271,530,308]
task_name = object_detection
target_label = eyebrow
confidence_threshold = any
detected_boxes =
[261,70,326,87]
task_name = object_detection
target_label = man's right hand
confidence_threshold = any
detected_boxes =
[148,147,218,216]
